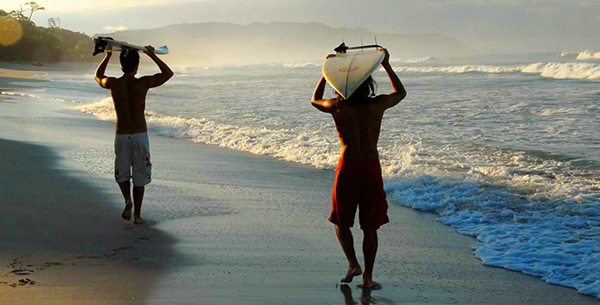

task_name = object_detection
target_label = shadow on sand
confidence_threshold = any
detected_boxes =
[0,138,178,301]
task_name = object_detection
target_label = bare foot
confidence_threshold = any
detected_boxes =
[121,202,133,220]
[341,265,363,283]
[357,280,382,290]
[133,216,145,224]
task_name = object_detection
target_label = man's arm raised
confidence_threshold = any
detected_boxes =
[376,49,407,109]
[94,47,116,89]
[311,54,338,113]
[140,45,174,88]
[311,76,337,113]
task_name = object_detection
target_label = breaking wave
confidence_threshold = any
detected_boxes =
[562,51,600,61]
[390,56,436,64]
[282,62,321,68]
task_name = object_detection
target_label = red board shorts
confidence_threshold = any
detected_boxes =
[329,159,389,231]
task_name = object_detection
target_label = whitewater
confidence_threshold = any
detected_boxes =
[8,51,600,298]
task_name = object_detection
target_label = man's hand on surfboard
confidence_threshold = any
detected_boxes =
[106,44,113,54]
[326,54,336,60]
[144,45,155,56]
[382,49,390,66]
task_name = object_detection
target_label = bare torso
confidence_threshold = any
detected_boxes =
[109,75,149,134]
[331,97,385,160]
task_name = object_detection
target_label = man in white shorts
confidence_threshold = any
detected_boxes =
[94,45,173,224]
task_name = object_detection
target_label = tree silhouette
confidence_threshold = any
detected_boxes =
[25,2,45,21]
[8,4,26,21]
[48,17,60,29]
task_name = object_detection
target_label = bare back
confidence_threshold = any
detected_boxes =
[330,97,386,160]
[94,46,173,135]
[311,55,406,160]
[108,76,149,134]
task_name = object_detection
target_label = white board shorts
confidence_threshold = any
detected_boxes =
[114,133,152,187]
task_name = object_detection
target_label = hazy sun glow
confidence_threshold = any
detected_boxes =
[0,17,22,46]
[3,0,204,12]
[1,0,598,53]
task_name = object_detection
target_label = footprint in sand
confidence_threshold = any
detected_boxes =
[18,278,36,286]
[127,257,144,262]
[9,269,34,276]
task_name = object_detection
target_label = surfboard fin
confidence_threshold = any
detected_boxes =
[334,42,348,54]
[92,37,114,56]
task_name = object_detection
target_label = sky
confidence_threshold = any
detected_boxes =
[3,0,600,53]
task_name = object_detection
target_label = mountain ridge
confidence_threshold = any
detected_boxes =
[97,21,471,66]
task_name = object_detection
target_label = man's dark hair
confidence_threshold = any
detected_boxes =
[120,49,140,73]
[353,76,377,99]
[337,76,377,103]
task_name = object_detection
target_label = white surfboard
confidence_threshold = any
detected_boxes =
[323,47,384,99]
[92,37,169,56]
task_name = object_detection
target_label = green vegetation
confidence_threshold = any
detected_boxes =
[0,3,95,63]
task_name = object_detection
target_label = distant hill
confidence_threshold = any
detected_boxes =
[96,22,471,66]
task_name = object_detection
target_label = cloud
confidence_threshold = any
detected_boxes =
[102,25,128,32]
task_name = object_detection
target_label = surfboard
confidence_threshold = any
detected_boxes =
[92,37,169,56]
[322,44,384,99]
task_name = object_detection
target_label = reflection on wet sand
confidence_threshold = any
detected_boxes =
[341,284,396,305]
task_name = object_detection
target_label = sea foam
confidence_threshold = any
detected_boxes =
[384,144,600,298]
[576,51,600,60]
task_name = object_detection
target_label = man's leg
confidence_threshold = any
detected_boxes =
[133,186,145,224]
[335,225,363,283]
[359,230,380,289]
[118,181,133,220]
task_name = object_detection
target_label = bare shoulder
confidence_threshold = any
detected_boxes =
[139,73,170,89]
[138,75,152,85]
[96,76,118,89]
[311,98,338,113]
[372,91,406,111]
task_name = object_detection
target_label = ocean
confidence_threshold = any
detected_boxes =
[4,50,600,298]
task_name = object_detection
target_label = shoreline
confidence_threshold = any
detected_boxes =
[0,72,598,304]
[0,68,47,80]
[0,68,46,101]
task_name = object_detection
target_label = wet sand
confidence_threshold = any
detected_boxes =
[0,68,47,80]
[0,73,598,304]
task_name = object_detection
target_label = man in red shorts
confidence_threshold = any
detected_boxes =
[311,49,406,289]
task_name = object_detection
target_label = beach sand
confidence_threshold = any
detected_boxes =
[0,68,46,80]
[0,72,598,304]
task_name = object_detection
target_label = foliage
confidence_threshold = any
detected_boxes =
[0,7,95,63]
